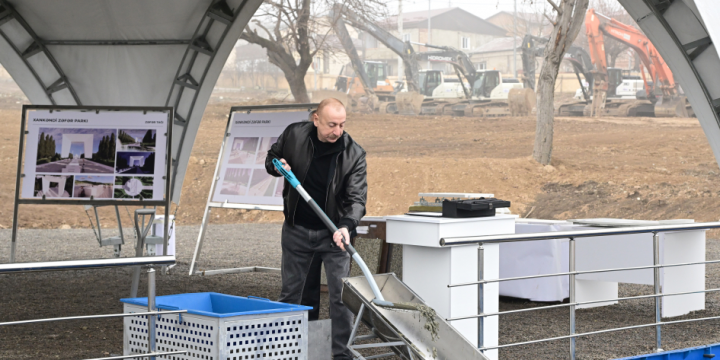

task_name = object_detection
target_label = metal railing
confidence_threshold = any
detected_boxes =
[1,258,186,360]
[0,255,175,274]
[439,221,720,359]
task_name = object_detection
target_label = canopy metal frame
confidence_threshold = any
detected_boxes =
[165,0,250,191]
[0,0,81,105]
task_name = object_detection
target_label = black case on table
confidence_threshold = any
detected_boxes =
[441,198,511,218]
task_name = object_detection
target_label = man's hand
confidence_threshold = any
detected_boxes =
[333,227,350,251]
[275,158,291,174]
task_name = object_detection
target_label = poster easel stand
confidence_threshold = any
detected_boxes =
[10,105,174,296]
[84,205,127,257]
[189,103,318,276]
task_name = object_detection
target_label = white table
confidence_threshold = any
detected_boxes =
[500,218,705,318]
[501,219,569,302]
[386,214,516,360]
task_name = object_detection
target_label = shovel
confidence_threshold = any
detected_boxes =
[273,158,418,311]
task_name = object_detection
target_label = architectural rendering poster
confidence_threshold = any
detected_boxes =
[211,111,309,206]
[21,110,168,201]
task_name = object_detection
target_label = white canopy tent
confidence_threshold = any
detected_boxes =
[0,0,263,202]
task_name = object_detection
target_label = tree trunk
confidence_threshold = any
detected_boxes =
[532,0,590,165]
[533,57,560,165]
[288,72,311,103]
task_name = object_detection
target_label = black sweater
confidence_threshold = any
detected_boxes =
[293,130,348,230]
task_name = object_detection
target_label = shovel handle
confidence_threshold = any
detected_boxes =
[272,157,386,303]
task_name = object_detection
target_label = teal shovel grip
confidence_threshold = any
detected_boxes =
[273,158,300,188]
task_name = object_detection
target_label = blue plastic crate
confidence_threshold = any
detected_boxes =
[617,342,720,359]
[121,292,312,360]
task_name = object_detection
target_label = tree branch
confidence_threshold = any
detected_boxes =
[546,0,563,15]
[544,12,557,27]
[252,20,276,42]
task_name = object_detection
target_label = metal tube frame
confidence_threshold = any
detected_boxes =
[87,205,125,257]
[444,222,720,357]
[147,268,157,359]
[478,314,720,352]
[10,105,173,264]
[569,238,576,360]
[0,256,175,274]
[346,303,416,360]
[188,103,317,275]
[449,257,720,287]
[448,286,720,322]
[131,209,157,298]
[42,40,191,46]
[0,309,185,327]
[653,232,662,352]
[2,265,185,359]
[477,244,484,352]
[440,221,720,246]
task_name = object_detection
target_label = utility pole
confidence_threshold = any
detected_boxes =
[513,0,518,79]
[398,0,403,85]
[427,0,432,69]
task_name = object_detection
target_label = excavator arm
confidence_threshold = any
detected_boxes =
[586,9,680,99]
[329,5,375,97]
[585,8,686,117]
[334,4,421,93]
[415,43,480,99]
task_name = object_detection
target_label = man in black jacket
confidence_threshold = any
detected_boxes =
[265,98,367,359]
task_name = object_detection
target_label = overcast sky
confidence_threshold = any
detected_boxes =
[384,0,527,20]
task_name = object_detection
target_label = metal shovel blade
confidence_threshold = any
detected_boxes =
[342,273,489,360]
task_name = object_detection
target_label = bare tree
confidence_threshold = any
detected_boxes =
[241,0,385,103]
[532,0,590,165]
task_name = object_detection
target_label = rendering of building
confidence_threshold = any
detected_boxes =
[60,134,93,158]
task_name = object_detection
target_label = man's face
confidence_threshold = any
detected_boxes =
[313,105,346,143]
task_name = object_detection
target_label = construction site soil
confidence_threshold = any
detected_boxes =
[1,90,718,231]
[3,87,720,359]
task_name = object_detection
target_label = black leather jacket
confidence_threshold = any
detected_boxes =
[265,121,367,231]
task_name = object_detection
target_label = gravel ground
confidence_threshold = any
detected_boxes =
[2,224,720,359]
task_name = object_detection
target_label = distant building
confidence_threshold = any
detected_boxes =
[469,37,574,77]
[485,11,552,37]
[469,37,525,77]
[364,7,507,76]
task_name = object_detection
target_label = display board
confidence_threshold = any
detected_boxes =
[189,103,317,276]
[10,105,174,264]
[20,108,171,203]
[211,111,311,206]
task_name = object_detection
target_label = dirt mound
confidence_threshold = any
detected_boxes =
[530,179,720,226]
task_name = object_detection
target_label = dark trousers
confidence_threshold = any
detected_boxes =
[279,222,353,359]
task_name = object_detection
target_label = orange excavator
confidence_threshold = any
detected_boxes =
[585,8,689,117]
